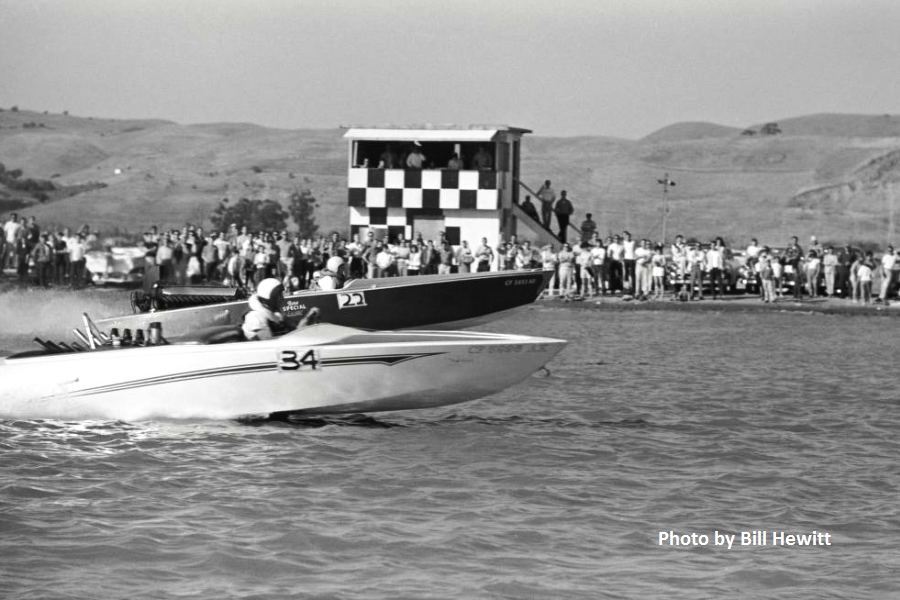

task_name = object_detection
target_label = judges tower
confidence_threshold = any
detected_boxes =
[343,125,532,250]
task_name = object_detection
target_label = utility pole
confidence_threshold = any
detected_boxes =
[657,173,676,243]
[888,182,895,245]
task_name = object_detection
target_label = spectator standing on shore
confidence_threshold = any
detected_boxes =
[622,231,636,293]
[202,234,220,282]
[809,236,823,258]
[651,244,666,300]
[849,252,862,302]
[394,239,411,277]
[823,246,838,297]
[590,239,608,296]
[420,240,438,275]
[784,236,804,300]
[879,245,896,305]
[772,255,784,299]
[363,237,379,279]
[2,212,21,273]
[556,243,576,298]
[554,191,574,243]
[407,244,421,276]
[376,243,396,277]
[706,238,726,299]
[607,235,624,293]
[836,245,852,297]
[456,240,474,273]
[687,242,706,300]
[438,241,454,275]
[746,237,761,295]
[68,233,87,288]
[252,243,269,287]
[576,243,594,296]
[156,235,174,284]
[760,252,776,303]
[541,244,559,297]
[858,253,874,304]
[53,231,69,285]
[804,250,821,297]
[671,235,687,295]
[634,239,652,300]
[30,233,52,287]
[536,180,556,228]
[25,216,40,254]
[475,237,494,273]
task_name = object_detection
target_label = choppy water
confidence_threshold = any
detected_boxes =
[2,303,899,598]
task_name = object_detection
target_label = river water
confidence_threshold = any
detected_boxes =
[2,301,898,598]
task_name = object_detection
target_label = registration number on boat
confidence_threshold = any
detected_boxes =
[278,349,320,371]
[337,291,367,309]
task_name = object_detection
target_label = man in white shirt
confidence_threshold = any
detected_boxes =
[475,237,494,273]
[406,142,426,169]
[622,231,636,292]
[670,234,687,288]
[879,245,897,303]
[590,241,607,296]
[2,213,22,273]
[633,239,653,300]
[607,235,624,293]
[536,180,556,228]
[705,240,726,299]
[67,233,87,288]
[687,243,706,300]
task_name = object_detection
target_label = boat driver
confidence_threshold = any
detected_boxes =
[242,277,286,341]
[315,256,345,291]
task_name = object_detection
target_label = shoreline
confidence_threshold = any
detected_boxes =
[538,292,900,317]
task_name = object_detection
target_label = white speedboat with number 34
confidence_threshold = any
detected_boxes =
[0,322,565,421]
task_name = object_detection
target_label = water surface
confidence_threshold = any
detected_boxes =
[2,305,898,598]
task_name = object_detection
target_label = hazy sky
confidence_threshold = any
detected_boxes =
[2,0,898,139]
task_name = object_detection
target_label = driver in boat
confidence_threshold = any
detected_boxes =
[314,256,345,291]
[242,278,286,341]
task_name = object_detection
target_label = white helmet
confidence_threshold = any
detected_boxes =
[256,278,284,309]
[326,256,344,272]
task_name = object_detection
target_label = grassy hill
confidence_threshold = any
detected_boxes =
[1,107,899,247]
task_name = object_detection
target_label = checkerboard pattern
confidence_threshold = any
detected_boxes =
[347,168,499,211]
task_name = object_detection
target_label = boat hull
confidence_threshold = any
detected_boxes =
[96,269,552,340]
[0,325,565,421]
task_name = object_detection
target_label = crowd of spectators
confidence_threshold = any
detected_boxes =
[1,212,96,288]
[4,210,900,306]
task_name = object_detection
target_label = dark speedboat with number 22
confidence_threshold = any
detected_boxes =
[96,269,552,340]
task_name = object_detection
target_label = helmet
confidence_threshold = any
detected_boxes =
[256,278,284,310]
[326,256,344,272]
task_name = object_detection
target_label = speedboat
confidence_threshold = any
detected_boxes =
[0,317,566,421]
[99,269,553,340]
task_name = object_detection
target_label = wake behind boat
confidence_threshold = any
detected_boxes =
[97,269,552,340]
[0,319,565,421]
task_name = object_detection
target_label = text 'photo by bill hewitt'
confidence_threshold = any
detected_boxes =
[1,1,899,598]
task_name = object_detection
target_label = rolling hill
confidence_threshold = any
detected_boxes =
[1,107,899,247]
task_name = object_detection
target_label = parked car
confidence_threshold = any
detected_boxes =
[85,246,145,285]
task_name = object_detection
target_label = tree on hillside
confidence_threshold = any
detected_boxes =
[209,197,288,233]
[761,122,782,135]
[288,188,319,238]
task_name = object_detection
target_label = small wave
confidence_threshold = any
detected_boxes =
[239,412,402,429]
